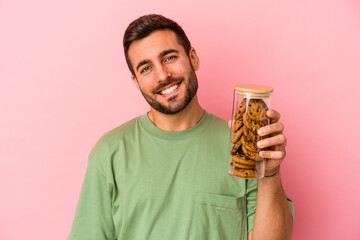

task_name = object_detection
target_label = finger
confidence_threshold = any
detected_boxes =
[257,134,286,149]
[228,120,231,128]
[267,109,281,124]
[258,122,284,136]
[259,150,286,160]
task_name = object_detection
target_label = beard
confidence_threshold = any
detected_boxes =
[139,70,198,115]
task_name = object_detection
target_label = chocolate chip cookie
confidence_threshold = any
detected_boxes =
[246,99,268,122]
[231,161,255,169]
[242,144,261,161]
[232,168,256,178]
[232,153,256,166]
[232,119,243,132]
[240,135,258,153]
[243,113,268,132]
[234,99,247,120]
[231,125,244,144]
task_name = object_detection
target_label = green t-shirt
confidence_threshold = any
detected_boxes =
[68,112,294,240]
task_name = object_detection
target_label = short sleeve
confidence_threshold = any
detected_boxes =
[68,143,116,240]
[245,179,295,233]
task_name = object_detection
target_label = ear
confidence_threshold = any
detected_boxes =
[131,75,140,90]
[189,47,200,71]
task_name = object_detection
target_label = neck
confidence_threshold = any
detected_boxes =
[147,95,204,132]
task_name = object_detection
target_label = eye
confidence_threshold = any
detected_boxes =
[164,55,177,62]
[140,66,151,74]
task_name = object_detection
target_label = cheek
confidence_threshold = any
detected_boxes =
[136,77,155,91]
[166,62,188,76]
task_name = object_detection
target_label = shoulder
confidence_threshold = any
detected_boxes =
[200,112,230,142]
[100,116,140,143]
[207,113,229,131]
[208,113,228,125]
[89,115,141,162]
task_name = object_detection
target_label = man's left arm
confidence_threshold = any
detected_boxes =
[248,109,294,240]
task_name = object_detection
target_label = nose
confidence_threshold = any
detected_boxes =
[155,65,170,83]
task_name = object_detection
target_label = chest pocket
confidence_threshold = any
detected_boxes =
[192,192,247,240]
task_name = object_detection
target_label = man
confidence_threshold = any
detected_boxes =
[68,14,294,240]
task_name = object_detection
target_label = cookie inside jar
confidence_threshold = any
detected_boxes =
[229,84,273,179]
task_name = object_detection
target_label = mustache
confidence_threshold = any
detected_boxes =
[152,77,184,94]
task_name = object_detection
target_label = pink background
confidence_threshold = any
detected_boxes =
[1,0,359,239]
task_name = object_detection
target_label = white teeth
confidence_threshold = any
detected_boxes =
[160,83,179,95]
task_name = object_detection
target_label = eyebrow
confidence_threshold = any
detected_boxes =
[136,60,149,72]
[159,49,179,58]
[135,49,179,72]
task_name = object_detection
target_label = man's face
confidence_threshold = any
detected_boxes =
[128,30,200,114]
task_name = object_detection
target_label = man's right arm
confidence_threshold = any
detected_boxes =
[68,154,116,240]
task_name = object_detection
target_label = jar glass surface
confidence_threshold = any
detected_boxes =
[229,84,273,179]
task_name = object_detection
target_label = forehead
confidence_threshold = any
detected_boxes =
[128,30,185,64]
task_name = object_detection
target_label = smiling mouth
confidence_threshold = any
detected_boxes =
[158,82,181,95]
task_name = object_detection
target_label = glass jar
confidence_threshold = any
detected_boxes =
[228,84,273,179]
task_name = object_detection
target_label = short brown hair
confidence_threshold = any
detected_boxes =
[123,14,191,76]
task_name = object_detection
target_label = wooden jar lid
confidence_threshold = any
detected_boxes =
[234,84,273,94]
